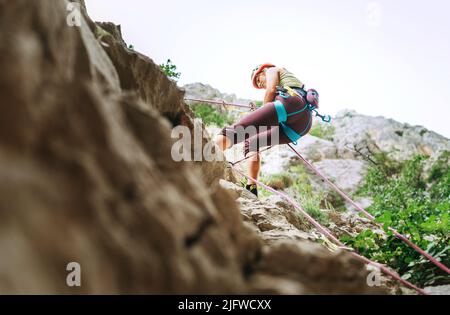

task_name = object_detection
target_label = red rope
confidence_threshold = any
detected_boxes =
[184,97,253,109]
[230,146,273,166]
[287,143,450,275]
[229,163,428,295]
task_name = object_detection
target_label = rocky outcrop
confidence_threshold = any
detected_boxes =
[333,109,450,162]
[218,180,386,294]
[183,82,253,105]
[0,0,389,294]
[219,180,314,243]
[0,0,251,294]
[311,159,368,194]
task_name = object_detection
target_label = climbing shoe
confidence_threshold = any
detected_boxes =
[245,184,258,197]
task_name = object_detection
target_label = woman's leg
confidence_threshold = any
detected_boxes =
[214,134,231,151]
[245,126,292,155]
[217,103,279,188]
[218,103,280,147]
[244,126,292,186]
[247,153,261,185]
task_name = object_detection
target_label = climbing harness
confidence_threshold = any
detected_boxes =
[274,86,332,145]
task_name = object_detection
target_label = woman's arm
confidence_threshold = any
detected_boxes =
[263,67,280,104]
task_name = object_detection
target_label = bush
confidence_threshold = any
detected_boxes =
[190,103,234,128]
[160,59,181,81]
[341,152,450,286]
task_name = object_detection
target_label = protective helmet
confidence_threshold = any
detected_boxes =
[251,63,275,89]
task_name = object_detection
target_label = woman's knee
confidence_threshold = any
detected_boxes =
[214,134,231,151]
[219,126,238,145]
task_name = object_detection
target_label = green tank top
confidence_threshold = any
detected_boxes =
[278,68,304,89]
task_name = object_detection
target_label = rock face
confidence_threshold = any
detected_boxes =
[0,0,248,294]
[333,109,450,162]
[183,82,253,105]
[0,0,386,294]
[218,180,384,294]
[312,159,368,193]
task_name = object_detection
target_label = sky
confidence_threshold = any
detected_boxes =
[85,0,450,137]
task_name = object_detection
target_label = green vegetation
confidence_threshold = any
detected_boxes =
[309,122,335,141]
[159,59,181,81]
[261,164,343,225]
[190,103,234,128]
[341,151,450,286]
[264,173,293,190]
[289,165,330,225]
[260,150,449,286]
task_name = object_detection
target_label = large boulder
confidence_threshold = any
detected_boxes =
[0,0,252,294]
[0,0,389,295]
[311,159,369,194]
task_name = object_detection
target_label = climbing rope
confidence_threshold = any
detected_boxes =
[229,163,428,295]
[184,98,255,110]
[229,146,273,166]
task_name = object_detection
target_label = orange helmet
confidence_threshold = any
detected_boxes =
[251,63,275,89]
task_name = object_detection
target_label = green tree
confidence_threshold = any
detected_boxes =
[160,59,181,81]
[190,103,233,128]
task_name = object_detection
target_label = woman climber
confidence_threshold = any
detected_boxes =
[214,63,322,197]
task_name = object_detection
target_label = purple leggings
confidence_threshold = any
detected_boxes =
[220,94,312,155]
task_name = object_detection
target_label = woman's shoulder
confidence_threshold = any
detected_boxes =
[266,66,282,74]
